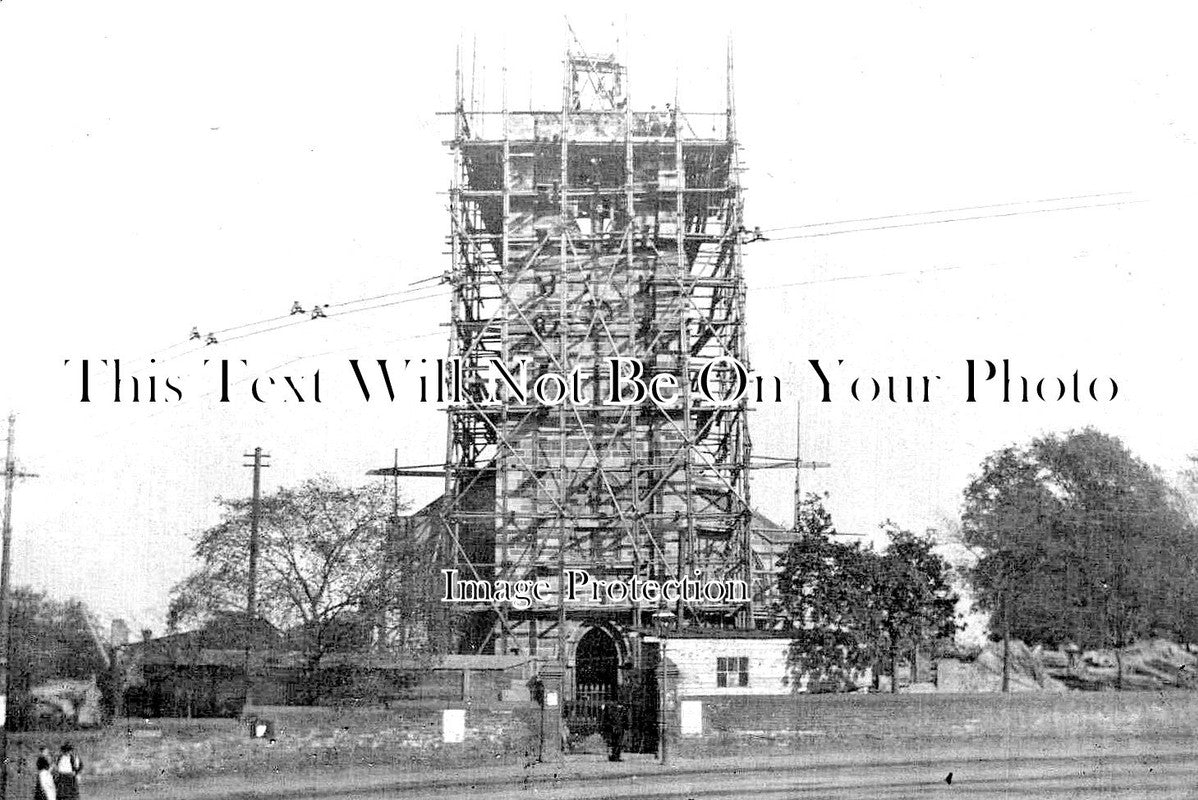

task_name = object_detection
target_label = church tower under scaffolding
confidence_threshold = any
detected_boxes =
[439,36,761,667]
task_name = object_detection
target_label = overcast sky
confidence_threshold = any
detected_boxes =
[1,2,1195,634]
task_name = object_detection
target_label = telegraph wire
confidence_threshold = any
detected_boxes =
[110,191,1148,374]
[758,191,1134,234]
[211,312,292,337]
[216,289,449,346]
[760,198,1146,243]
[124,286,448,370]
[752,244,1109,293]
[212,278,447,335]
[102,291,447,421]
[123,274,449,369]
[755,263,969,292]
[126,190,1146,364]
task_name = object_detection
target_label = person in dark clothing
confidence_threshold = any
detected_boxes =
[600,701,630,762]
[34,756,55,800]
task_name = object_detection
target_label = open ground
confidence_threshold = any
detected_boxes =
[26,691,1196,800]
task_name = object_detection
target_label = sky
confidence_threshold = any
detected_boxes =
[1,2,1195,636]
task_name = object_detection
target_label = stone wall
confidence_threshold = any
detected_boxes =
[7,702,542,785]
[669,691,1198,759]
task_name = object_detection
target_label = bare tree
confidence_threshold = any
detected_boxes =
[169,477,435,699]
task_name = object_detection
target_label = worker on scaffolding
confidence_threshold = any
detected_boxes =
[647,105,664,137]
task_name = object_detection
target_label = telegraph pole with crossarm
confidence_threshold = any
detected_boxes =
[793,401,831,530]
[1,413,38,797]
[242,447,269,711]
[244,447,270,620]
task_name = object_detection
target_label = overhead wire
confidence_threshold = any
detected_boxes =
[757,191,1135,235]
[124,189,1144,368]
[754,263,969,292]
[96,188,1148,411]
[216,289,449,346]
[24,186,1154,526]
[213,279,447,335]
[123,284,449,371]
[120,273,448,370]
[747,192,1145,289]
[759,198,1146,242]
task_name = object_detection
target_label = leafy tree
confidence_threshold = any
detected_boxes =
[959,444,1061,689]
[875,523,959,691]
[7,588,108,728]
[776,495,874,691]
[1173,455,1198,644]
[169,477,435,698]
[963,428,1198,687]
[777,495,959,693]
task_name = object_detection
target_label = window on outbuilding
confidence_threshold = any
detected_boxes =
[716,656,749,688]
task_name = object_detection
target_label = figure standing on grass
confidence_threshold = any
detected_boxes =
[33,756,56,800]
[53,744,83,800]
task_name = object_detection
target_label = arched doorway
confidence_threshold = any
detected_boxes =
[563,626,621,748]
[575,626,620,692]
[565,625,656,754]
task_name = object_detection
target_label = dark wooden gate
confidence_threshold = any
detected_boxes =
[563,681,614,743]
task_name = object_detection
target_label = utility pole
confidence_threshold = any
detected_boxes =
[655,609,675,765]
[1001,586,1011,693]
[242,447,269,711]
[244,447,269,618]
[1,414,38,798]
[379,449,400,654]
[793,401,831,531]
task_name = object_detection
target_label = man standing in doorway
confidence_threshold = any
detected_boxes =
[600,700,629,762]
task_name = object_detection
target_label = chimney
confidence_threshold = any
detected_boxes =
[110,619,130,647]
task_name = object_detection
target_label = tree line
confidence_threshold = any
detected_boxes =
[961,427,1198,687]
[775,426,1198,691]
[163,427,1196,697]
